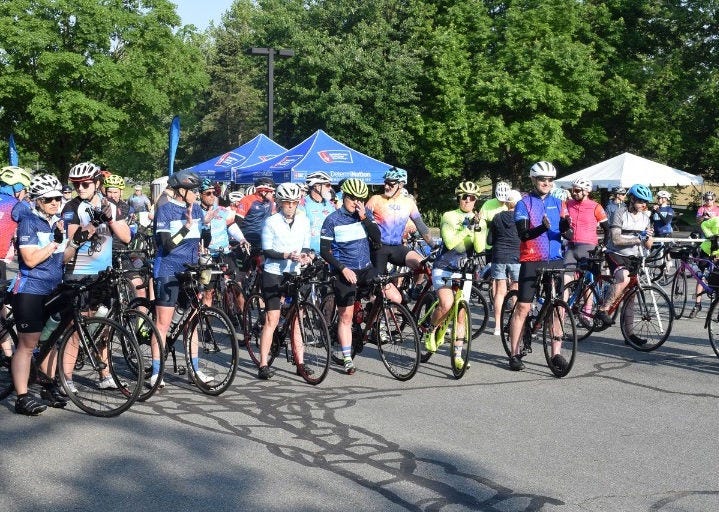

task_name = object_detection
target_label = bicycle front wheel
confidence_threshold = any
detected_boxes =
[184,306,239,395]
[221,280,244,330]
[449,300,472,379]
[376,302,420,381]
[468,285,489,340]
[620,285,674,351]
[414,291,437,363]
[119,308,164,402]
[670,271,688,319]
[292,301,330,385]
[243,293,265,367]
[542,300,577,378]
[0,317,19,400]
[499,290,518,357]
[561,279,599,342]
[706,298,719,358]
[57,317,143,417]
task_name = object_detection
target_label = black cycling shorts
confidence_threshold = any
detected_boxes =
[372,244,411,273]
[517,260,564,303]
[12,293,49,333]
[332,266,378,308]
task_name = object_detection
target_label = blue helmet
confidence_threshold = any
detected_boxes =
[384,166,407,183]
[199,178,214,192]
[627,184,653,202]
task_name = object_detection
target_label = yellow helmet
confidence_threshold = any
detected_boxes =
[103,174,126,190]
[0,166,32,188]
[454,180,480,197]
[341,178,369,199]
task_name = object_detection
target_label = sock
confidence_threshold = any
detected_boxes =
[192,357,199,371]
[152,359,160,376]
[342,346,351,360]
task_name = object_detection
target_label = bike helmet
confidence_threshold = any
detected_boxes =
[627,184,653,202]
[275,182,303,202]
[69,162,101,182]
[228,191,244,203]
[454,181,481,197]
[341,178,369,199]
[28,174,62,200]
[103,174,126,190]
[529,161,557,178]
[572,177,592,192]
[199,178,214,193]
[306,171,331,187]
[384,166,408,183]
[299,183,309,194]
[703,191,715,201]
[506,189,522,204]
[167,170,201,190]
[494,181,511,201]
[254,177,276,191]
[62,185,73,193]
[550,186,569,201]
[244,185,256,196]
[611,186,627,195]
[656,190,671,200]
[0,166,32,188]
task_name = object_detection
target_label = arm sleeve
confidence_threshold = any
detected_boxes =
[363,216,381,247]
[320,237,344,271]
[515,219,548,241]
[227,223,245,242]
[263,248,285,259]
[159,230,189,253]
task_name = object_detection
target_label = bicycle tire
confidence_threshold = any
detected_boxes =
[414,291,437,363]
[620,285,674,351]
[292,301,331,385]
[542,300,577,378]
[468,285,489,340]
[57,317,143,417]
[499,290,518,357]
[184,306,239,395]
[449,300,472,379]
[561,279,599,342]
[243,293,266,367]
[670,270,688,319]
[376,301,420,381]
[119,308,164,402]
[222,280,244,330]
[705,297,719,358]
[0,315,19,400]
[657,259,678,287]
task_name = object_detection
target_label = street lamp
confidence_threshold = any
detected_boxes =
[248,47,295,140]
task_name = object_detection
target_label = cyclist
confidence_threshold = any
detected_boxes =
[256,183,313,380]
[696,191,719,225]
[487,189,522,336]
[651,190,674,237]
[320,178,382,375]
[62,162,132,392]
[10,174,68,414]
[366,167,436,275]
[301,171,336,253]
[508,161,571,372]
[477,181,511,253]
[60,184,73,208]
[605,186,627,225]
[153,170,209,387]
[235,177,277,252]
[563,177,609,275]
[0,166,32,281]
[423,181,483,370]
[595,184,654,342]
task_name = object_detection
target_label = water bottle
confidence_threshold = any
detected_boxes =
[89,305,110,337]
[170,306,185,330]
[39,313,61,343]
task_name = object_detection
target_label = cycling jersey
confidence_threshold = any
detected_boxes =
[0,192,19,260]
[434,209,482,271]
[262,210,311,276]
[236,193,276,247]
[203,204,233,254]
[366,193,423,246]
[606,204,651,257]
[700,216,719,257]
[565,198,607,245]
[110,199,131,251]
[696,204,719,221]
[13,209,65,295]
[320,207,375,271]
[514,192,567,262]
[62,196,124,275]
[154,198,203,279]
[301,197,335,253]
[477,198,507,252]
[651,204,674,236]
[605,200,623,225]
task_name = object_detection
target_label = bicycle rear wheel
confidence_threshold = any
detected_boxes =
[292,301,330,385]
[468,285,489,340]
[620,285,674,351]
[0,317,19,400]
[376,302,420,381]
[119,308,164,402]
[562,279,599,342]
[542,300,577,378]
[219,280,244,330]
[449,300,472,379]
[57,317,143,417]
[414,291,437,363]
[499,290,518,357]
[185,306,239,395]
[670,271,688,319]
[243,293,266,367]
[706,298,719,358]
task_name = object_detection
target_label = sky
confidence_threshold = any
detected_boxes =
[173,0,235,30]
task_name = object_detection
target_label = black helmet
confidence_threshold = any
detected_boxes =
[61,184,73,193]
[168,170,201,190]
[254,177,276,190]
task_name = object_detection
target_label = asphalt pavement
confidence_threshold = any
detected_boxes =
[2,283,718,512]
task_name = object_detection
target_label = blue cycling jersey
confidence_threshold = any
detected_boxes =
[320,207,375,271]
[301,197,335,253]
[13,209,64,295]
[154,198,203,279]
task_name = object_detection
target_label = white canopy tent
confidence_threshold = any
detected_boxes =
[555,152,704,191]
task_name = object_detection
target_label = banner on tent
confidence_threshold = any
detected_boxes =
[318,150,352,164]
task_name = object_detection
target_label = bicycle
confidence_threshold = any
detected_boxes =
[414,256,482,379]
[0,271,144,417]
[130,261,239,395]
[701,267,719,358]
[321,273,421,381]
[243,260,331,385]
[668,245,715,319]
[500,267,577,377]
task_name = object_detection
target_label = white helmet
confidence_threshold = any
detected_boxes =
[657,190,671,199]
[228,191,244,203]
[529,161,557,178]
[306,171,331,187]
[275,182,303,202]
[29,174,63,200]
[495,181,511,202]
[572,178,592,192]
[244,186,256,196]
[69,161,101,182]
[506,189,522,204]
[550,186,569,201]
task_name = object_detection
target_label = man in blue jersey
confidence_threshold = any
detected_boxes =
[301,171,336,254]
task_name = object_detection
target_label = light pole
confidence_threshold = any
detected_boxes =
[248,47,295,140]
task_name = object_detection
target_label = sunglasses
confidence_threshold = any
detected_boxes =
[73,181,94,189]
[39,196,62,204]
[281,199,299,205]
[460,194,477,201]
[384,181,399,187]
[202,191,215,197]
[571,188,584,194]
[535,177,554,183]
[345,194,365,202]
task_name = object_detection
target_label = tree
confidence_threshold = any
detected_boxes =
[0,0,208,180]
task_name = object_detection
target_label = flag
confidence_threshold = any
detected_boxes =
[168,116,180,176]
[8,134,18,166]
